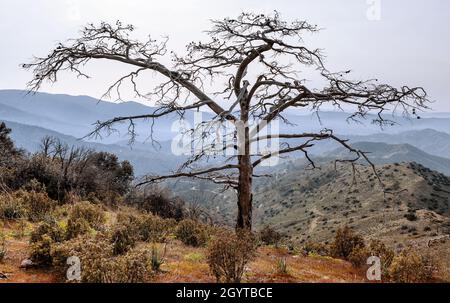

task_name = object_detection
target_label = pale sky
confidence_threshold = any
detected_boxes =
[0,0,449,111]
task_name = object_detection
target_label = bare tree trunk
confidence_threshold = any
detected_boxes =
[236,95,253,230]
[236,153,253,230]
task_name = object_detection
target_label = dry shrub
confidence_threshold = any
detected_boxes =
[29,221,65,265]
[110,222,139,255]
[69,201,106,230]
[116,207,176,243]
[52,233,113,282]
[0,194,26,220]
[66,217,91,240]
[348,246,370,267]
[207,230,257,283]
[14,189,56,222]
[139,214,175,242]
[0,232,7,262]
[259,225,282,246]
[65,201,105,240]
[110,249,153,283]
[388,250,435,283]
[302,242,330,256]
[175,219,208,247]
[52,235,152,283]
[331,226,365,260]
[368,239,394,274]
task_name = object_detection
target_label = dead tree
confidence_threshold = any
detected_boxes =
[24,12,428,230]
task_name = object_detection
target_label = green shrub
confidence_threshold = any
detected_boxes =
[30,221,65,243]
[175,219,208,247]
[207,230,257,283]
[30,234,54,265]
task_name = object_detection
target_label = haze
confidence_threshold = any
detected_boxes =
[0,0,449,111]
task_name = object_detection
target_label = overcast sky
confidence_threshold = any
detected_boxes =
[0,0,449,111]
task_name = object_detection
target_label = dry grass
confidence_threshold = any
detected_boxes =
[0,228,366,283]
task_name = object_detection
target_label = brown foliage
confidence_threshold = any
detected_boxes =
[207,230,257,283]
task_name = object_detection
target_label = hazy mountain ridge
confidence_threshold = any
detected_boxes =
[327,141,450,176]
[3,120,183,176]
[0,89,182,143]
[3,90,450,144]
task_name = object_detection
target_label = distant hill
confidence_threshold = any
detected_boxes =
[3,90,450,145]
[305,129,450,160]
[2,120,183,176]
[327,142,450,176]
[0,89,185,143]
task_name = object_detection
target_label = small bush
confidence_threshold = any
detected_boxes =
[29,221,65,266]
[275,257,288,275]
[0,195,26,220]
[30,234,54,266]
[388,250,435,283]
[330,226,365,260]
[69,201,106,230]
[259,225,282,246]
[0,232,7,262]
[107,249,153,283]
[52,235,152,283]
[139,214,174,242]
[30,221,65,243]
[52,233,113,282]
[66,217,91,240]
[348,246,370,267]
[302,242,330,256]
[207,230,257,283]
[368,239,394,274]
[110,223,138,255]
[175,219,208,247]
[404,212,418,221]
[150,244,166,272]
[15,189,56,222]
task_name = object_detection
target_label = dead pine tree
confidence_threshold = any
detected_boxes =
[24,12,429,231]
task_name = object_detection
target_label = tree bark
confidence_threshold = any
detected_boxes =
[236,153,253,230]
[236,93,253,230]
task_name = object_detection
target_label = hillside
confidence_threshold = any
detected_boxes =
[327,142,450,176]
[252,162,450,278]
